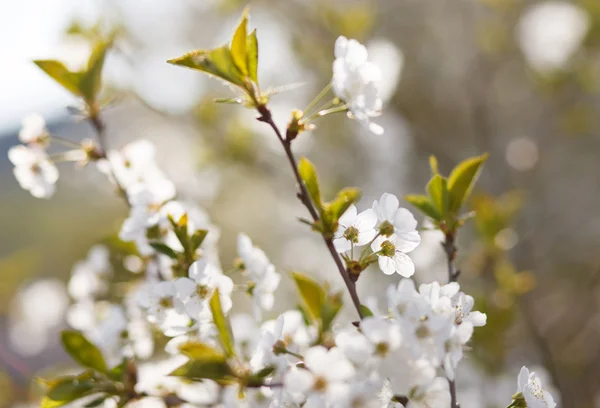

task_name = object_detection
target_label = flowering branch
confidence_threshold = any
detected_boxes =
[256,106,364,319]
[443,232,460,408]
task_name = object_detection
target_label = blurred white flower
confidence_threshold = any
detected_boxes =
[8,145,58,198]
[68,245,112,301]
[174,260,233,319]
[19,114,48,145]
[332,36,384,135]
[518,1,589,73]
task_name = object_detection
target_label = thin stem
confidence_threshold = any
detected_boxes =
[257,106,363,319]
[443,232,459,408]
[51,135,82,149]
[88,112,130,206]
[304,83,332,117]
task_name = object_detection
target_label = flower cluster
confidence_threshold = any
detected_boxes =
[334,193,421,278]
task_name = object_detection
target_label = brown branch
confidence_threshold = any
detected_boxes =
[443,232,459,408]
[257,106,363,319]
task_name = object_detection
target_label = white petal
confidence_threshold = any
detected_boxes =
[378,256,396,276]
[333,237,352,253]
[174,278,196,299]
[338,204,357,227]
[285,369,315,395]
[375,193,399,222]
[394,230,421,253]
[355,208,378,231]
[517,366,530,392]
[392,252,415,278]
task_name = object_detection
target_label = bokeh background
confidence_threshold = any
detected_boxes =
[1,0,600,407]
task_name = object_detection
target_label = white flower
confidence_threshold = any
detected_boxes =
[406,377,451,408]
[332,36,384,135]
[237,233,281,317]
[68,246,112,301]
[335,329,374,367]
[442,323,473,381]
[371,234,417,277]
[137,281,189,332]
[174,260,234,319]
[102,140,175,202]
[333,205,377,253]
[517,2,589,73]
[360,317,402,359]
[284,346,354,404]
[19,114,48,145]
[372,194,421,243]
[8,145,58,198]
[452,292,487,327]
[517,366,557,408]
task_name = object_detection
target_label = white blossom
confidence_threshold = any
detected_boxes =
[284,346,355,405]
[8,145,58,198]
[333,204,377,253]
[371,234,417,277]
[517,366,557,408]
[174,260,234,319]
[332,36,384,135]
[19,114,48,145]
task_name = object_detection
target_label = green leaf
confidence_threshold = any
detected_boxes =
[41,375,96,408]
[179,341,226,360]
[321,187,361,235]
[298,157,322,208]
[169,343,233,383]
[359,304,374,317]
[169,360,234,383]
[190,229,209,252]
[429,155,439,174]
[231,8,249,76]
[149,242,179,259]
[209,289,235,357]
[33,60,83,97]
[447,153,489,212]
[404,194,440,221]
[328,187,362,221]
[84,396,108,408]
[320,293,342,333]
[167,45,246,89]
[246,29,259,83]
[426,174,449,217]
[291,272,325,324]
[61,331,107,373]
[79,41,108,102]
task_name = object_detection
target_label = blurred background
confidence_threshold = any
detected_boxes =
[1,0,600,407]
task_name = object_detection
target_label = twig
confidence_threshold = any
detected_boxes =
[443,232,459,408]
[257,106,363,319]
[88,112,130,206]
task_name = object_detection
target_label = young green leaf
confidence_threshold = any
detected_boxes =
[169,358,233,383]
[178,341,226,361]
[209,289,235,357]
[167,46,246,90]
[149,242,179,259]
[190,229,209,252]
[404,194,440,221]
[429,155,439,174]
[33,60,83,97]
[328,187,362,221]
[426,174,449,217]
[291,272,325,324]
[231,8,249,76]
[297,157,322,208]
[79,41,108,102]
[61,331,107,373]
[320,293,342,333]
[40,375,97,408]
[246,29,259,83]
[359,304,374,317]
[447,153,489,212]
